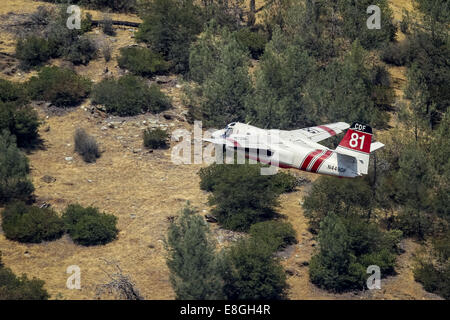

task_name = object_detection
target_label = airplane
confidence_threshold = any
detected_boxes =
[204,122,385,178]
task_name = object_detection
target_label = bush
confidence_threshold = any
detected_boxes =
[91,75,171,116]
[101,16,116,36]
[200,163,281,231]
[118,47,171,77]
[1,201,64,243]
[249,220,297,252]
[234,28,268,59]
[100,40,112,62]
[143,127,169,149]
[271,171,297,193]
[0,258,50,300]
[303,176,374,233]
[74,128,100,163]
[16,36,51,69]
[63,204,118,246]
[393,207,433,240]
[309,214,399,292]
[0,79,40,148]
[221,238,288,300]
[65,36,97,65]
[381,41,411,66]
[27,67,91,107]
[136,0,204,73]
[414,261,450,299]
[0,131,34,204]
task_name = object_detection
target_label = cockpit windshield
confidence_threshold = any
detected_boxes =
[223,122,236,137]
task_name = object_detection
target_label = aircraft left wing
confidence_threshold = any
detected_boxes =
[284,122,350,143]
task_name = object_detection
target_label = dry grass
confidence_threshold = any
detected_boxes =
[0,0,442,300]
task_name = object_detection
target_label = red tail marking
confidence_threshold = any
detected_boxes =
[300,149,322,171]
[338,129,372,154]
[310,150,333,173]
[318,125,336,136]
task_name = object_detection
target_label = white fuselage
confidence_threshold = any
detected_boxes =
[212,123,359,178]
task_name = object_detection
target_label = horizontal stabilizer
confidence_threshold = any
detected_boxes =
[370,141,385,152]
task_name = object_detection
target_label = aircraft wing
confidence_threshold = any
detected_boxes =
[286,122,350,143]
[203,137,273,152]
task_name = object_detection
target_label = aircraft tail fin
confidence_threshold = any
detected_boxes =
[335,123,376,175]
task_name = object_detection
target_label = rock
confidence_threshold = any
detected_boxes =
[41,175,56,183]
[285,269,296,276]
[130,214,137,219]
[107,122,115,128]
[205,214,218,223]
[44,126,50,132]
[132,148,142,153]
[65,157,73,161]
[101,126,108,131]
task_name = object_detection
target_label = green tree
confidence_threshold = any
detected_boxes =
[166,205,224,300]
[246,27,315,129]
[2,202,65,243]
[0,131,34,204]
[27,66,91,107]
[136,0,204,74]
[303,177,374,233]
[197,30,252,127]
[338,0,396,49]
[222,238,287,300]
[0,79,40,148]
[204,163,281,231]
[304,41,390,128]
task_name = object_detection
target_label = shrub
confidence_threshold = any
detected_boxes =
[74,128,100,163]
[302,176,374,233]
[63,204,118,246]
[100,40,112,62]
[101,16,115,36]
[91,75,171,116]
[234,28,268,59]
[0,79,40,148]
[42,0,138,13]
[414,235,450,299]
[27,67,91,107]
[143,127,169,149]
[200,163,281,231]
[16,36,51,69]
[393,207,433,240]
[271,171,297,193]
[381,40,411,66]
[136,0,204,73]
[0,260,50,300]
[309,214,399,292]
[65,36,97,65]
[118,47,171,77]
[1,201,64,243]
[221,238,288,300]
[0,131,34,204]
[249,220,297,252]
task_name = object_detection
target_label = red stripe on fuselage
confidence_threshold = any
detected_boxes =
[317,125,336,136]
[300,149,322,171]
[310,150,333,173]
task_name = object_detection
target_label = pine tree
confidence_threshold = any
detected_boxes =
[246,28,315,129]
[199,30,252,127]
[166,205,224,300]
